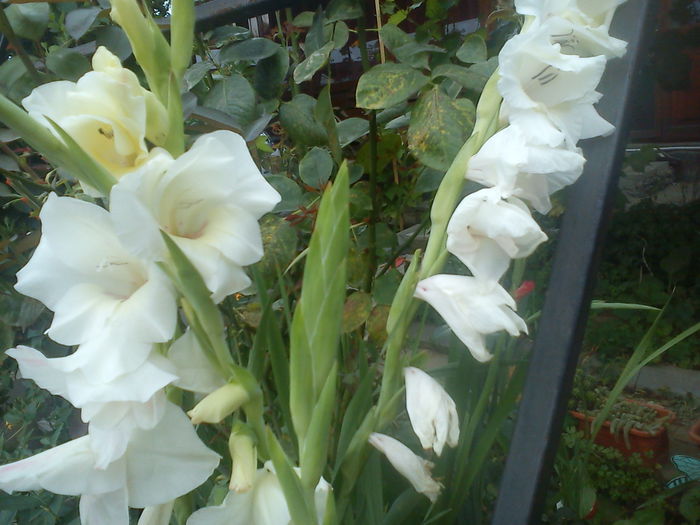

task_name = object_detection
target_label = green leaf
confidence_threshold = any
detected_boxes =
[294,41,334,84]
[5,3,49,41]
[254,48,289,100]
[386,253,420,333]
[456,33,488,63]
[300,363,337,489]
[256,215,298,278]
[392,42,445,65]
[183,60,213,91]
[267,429,317,525]
[279,94,327,146]
[265,175,303,213]
[415,167,443,193]
[45,48,90,81]
[65,7,101,40]
[305,9,327,55]
[468,57,499,91]
[341,292,372,333]
[379,24,411,52]
[289,163,349,445]
[327,20,349,49]
[407,87,475,171]
[387,10,408,25]
[159,233,231,372]
[680,486,700,524]
[373,269,402,305]
[0,58,35,103]
[0,493,43,511]
[379,25,436,69]
[249,268,293,439]
[333,370,375,473]
[95,26,132,61]
[209,25,250,46]
[349,183,372,220]
[337,117,369,146]
[203,74,257,130]
[220,38,279,64]
[291,11,315,27]
[431,63,483,92]
[326,0,363,21]
[383,489,424,525]
[356,63,429,109]
[299,147,334,188]
[314,85,341,162]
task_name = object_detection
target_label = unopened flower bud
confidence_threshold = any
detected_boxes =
[188,383,250,424]
[228,424,257,492]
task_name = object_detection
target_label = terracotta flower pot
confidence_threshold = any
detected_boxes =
[689,420,700,446]
[570,400,676,466]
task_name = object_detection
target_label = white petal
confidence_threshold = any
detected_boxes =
[404,367,459,456]
[168,330,227,394]
[80,488,130,525]
[0,437,122,496]
[110,151,173,262]
[447,188,547,280]
[7,346,176,407]
[16,194,175,348]
[138,501,174,525]
[55,332,154,382]
[368,433,442,503]
[414,275,527,362]
[169,131,280,219]
[126,402,220,508]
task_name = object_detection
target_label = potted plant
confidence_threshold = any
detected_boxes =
[569,373,675,465]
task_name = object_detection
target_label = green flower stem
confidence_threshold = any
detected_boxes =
[375,71,502,420]
[285,8,301,98]
[165,73,185,157]
[170,0,194,81]
[356,20,379,292]
[335,71,503,523]
[111,0,171,103]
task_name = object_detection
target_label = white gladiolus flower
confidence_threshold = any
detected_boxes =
[516,0,626,29]
[498,25,610,147]
[369,433,442,503]
[446,188,547,281]
[499,28,607,111]
[186,461,331,525]
[22,47,167,177]
[414,275,528,363]
[168,330,227,394]
[14,194,177,381]
[404,367,460,456]
[0,403,220,525]
[111,130,281,302]
[467,126,585,214]
[7,346,177,467]
[543,15,627,58]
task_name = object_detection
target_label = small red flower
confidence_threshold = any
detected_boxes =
[514,280,535,301]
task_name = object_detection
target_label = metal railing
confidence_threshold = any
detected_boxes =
[490,1,660,523]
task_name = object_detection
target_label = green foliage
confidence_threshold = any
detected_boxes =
[407,86,475,171]
[586,199,700,369]
[355,63,430,109]
[5,3,50,41]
